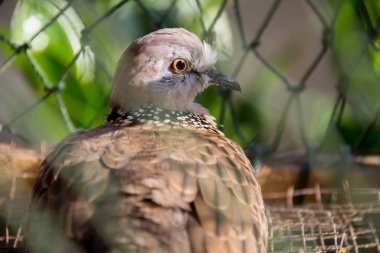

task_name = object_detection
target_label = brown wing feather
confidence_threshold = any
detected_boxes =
[165,129,267,253]
[26,124,267,253]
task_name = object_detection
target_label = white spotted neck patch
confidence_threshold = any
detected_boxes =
[106,104,220,131]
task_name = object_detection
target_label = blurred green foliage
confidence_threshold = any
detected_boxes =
[7,0,234,141]
[2,0,380,155]
[332,0,380,154]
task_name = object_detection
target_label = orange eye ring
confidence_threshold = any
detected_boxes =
[171,58,190,73]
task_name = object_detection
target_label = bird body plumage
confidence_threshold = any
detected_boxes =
[25,28,267,253]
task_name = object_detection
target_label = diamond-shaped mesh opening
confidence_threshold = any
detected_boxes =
[1,0,380,252]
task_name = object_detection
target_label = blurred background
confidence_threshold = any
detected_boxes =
[1,0,380,188]
[0,0,380,252]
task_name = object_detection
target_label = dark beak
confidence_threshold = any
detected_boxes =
[205,68,241,92]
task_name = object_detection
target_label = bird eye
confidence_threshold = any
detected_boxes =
[171,58,190,73]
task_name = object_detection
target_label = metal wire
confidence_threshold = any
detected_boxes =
[265,186,380,253]
[0,0,375,154]
[0,0,379,252]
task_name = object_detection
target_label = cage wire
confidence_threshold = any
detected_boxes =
[265,184,380,253]
[0,0,380,252]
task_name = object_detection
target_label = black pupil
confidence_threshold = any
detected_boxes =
[176,60,186,71]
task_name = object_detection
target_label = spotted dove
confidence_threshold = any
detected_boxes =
[25,28,268,253]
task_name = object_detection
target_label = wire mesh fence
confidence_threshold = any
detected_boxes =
[2,0,378,156]
[265,185,380,253]
[0,0,379,252]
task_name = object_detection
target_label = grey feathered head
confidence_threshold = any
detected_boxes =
[111,28,240,115]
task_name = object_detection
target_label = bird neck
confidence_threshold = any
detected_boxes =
[106,104,218,130]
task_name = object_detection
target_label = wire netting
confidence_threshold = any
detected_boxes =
[265,185,380,253]
[0,0,379,252]
[2,0,377,156]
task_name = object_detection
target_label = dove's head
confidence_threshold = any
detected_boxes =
[111,28,240,115]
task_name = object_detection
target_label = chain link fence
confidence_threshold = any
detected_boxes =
[1,0,375,154]
[0,0,380,252]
